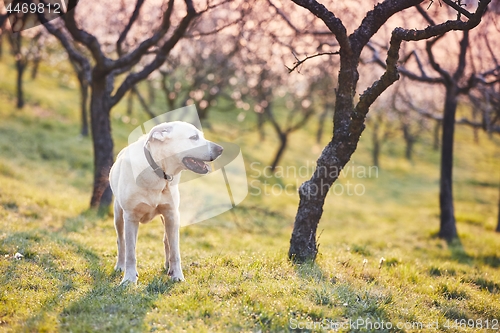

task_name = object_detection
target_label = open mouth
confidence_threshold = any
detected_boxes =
[182,157,210,174]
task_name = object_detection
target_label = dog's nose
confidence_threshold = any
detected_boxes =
[210,143,224,160]
[214,144,223,156]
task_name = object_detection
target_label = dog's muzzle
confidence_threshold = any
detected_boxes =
[209,143,224,161]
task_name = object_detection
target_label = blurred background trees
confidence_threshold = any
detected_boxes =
[0,0,498,260]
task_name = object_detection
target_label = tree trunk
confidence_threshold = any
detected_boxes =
[31,58,41,80]
[270,134,288,172]
[89,78,114,211]
[289,52,360,263]
[433,120,440,151]
[80,79,89,136]
[438,85,458,240]
[257,112,266,142]
[405,139,414,161]
[16,60,26,109]
[402,125,414,161]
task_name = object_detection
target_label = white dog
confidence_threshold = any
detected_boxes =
[109,121,223,284]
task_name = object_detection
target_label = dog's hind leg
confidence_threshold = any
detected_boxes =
[114,200,126,272]
[161,209,184,282]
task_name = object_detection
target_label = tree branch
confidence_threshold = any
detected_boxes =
[442,0,473,19]
[267,0,331,36]
[109,0,174,71]
[110,0,197,106]
[37,9,91,82]
[286,51,339,73]
[352,0,422,55]
[415,4,436,25]
[367,42,444,83]
[116,0,146,56]
[354,0,490,120]
[290,0,350,50]
[62,0,111,68]
[453,29,468,81]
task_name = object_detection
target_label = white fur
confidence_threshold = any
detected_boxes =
[109,121,222,284]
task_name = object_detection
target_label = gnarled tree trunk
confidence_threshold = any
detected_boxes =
[287,0,489,263]
[89,78,113,210]
[289,53,360,262]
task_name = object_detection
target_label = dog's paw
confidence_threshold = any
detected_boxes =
[120,272,138,285]
[114,264,125,272]
[168,269,184,282]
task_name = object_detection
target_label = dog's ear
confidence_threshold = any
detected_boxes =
[147,125,173,143]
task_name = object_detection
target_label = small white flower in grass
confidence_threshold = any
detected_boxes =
[362,258,368,267]
[379,257,386,269]
[14,252,24,260]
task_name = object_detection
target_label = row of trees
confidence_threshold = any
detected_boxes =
[0,0,498,262]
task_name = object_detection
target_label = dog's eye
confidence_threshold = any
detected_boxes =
[189,134,199,141]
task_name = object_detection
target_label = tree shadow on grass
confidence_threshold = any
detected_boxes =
[446,238,500,268]
[0,228,177,332]
[293,260,327,283]
[59,209,104,233]
[292,260,394,331]
[58,274,177,332]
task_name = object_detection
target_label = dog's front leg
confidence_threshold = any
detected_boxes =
[162,210,184,281]
[114,200,126,272]
[160,215,170,271]
[121,214,140,284]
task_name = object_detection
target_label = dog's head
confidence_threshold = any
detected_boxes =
[145,121,223,174]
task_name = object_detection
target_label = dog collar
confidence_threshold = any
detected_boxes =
[143,146,173,181]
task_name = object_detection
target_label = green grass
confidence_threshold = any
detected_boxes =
[0,54,499,332]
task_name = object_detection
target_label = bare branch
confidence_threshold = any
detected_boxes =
[354,0,490,119]
[290,0,350,49]
[62,0,110,68]
[37,9,91,82]
[267,0,331,36]
[108,0,175,71]
[442,0,473,19]
[415,4,437,25]
[426,34,452,81]
[286,51,339,73]
[186,14,243,38]
[116,0,146,56]
[110,1,197,106]
[367,42,444,83]
[287,108,315,133]
[453,30,468,80]
[132,85,157,119]
[352,0,422,55]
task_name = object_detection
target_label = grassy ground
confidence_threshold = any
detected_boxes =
[0,55,499,333]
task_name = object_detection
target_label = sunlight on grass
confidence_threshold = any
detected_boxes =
[0,55,499,332]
